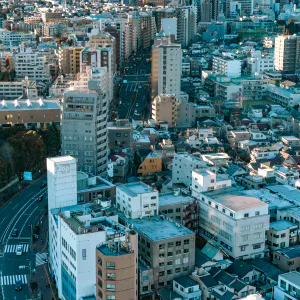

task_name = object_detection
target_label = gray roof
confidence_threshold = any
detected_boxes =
[174,276,198,288]
[275,245,300,259]
[159,193,194,207]
[201,243,220,259]
[279,271,300,286]
[129,216,194,241]
[117,182,154,197]
[270,220,296,231]
[199,274,218,287]
[157,287,182,300]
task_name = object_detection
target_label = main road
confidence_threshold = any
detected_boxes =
[0,176,48,300]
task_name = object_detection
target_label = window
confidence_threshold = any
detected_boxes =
[142,286,148,292]
[159,253,165,258]
[175,268,181,273]
[159,244,165,250]
[280,280,286,290]
[183,257,189,263]
[107,273,115,280]
[281,233,286,238]
[82,249,86,260]
[167,252,173,257]
[167,269,172,274]
[255,211,260,216]
[253,244,261,249]
[106,262,115,269]
[240,246,246,251]
[244,213,249,218]
[287,261,294,266]
[183,249,189,253]
[176,241,181,246]
[106,284,116,291]
[176,208,181,213]
[175,258,181,265]
[168,242,174,247]
[184,240,189,245]
[159,262,164,267]
[159,271,164,276]
[167,261,173,266]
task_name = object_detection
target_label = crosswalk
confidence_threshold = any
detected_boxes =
[0,274,28,286]
[4,244,29,253]
[36,252,48,266]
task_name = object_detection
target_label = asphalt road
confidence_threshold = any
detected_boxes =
[0,176,47,300]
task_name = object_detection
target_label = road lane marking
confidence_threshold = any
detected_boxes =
[0,274,28,285]
[4,244,29,253]
[36,252,48,266]
[0,217,6,225]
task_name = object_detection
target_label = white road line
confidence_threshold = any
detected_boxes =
[0,217,6,225]
[0,276,3,285]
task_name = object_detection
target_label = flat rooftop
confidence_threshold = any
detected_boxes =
[279,271,300,286]
[47,156,75,163]
[129,216,194,241]
[159,193,194,207]
[270,220,296,231]
[276,245,300,259]
[204,188,267,212]
[98,243,133,257]
[117,182,155,197]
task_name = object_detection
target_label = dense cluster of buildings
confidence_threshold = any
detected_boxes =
[2,0,300,298]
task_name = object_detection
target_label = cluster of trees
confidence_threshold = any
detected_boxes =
[0,124,60,188]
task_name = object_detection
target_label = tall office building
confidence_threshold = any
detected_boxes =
[61,68,109,175]
[151,36,181,99]
[201,0,212,21]
[274,35,300,73]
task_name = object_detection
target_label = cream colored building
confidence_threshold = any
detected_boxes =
[151,37,181,99]
[152,93,177,127]
[58,47,83,75]
[274,35,300,73]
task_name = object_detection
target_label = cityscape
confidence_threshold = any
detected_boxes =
[0,0,300,299]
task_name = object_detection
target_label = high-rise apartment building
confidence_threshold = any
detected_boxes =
[151,38,181,99]
[58,46,83,75]
[96,232,138,300]
[152,94,177,127]
[61,68,108,175]
[80,47,114,102]
[274,35,300,73]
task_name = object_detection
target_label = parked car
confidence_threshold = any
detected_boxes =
[16,245,22,256]
[11,229,18,237]
[37,195,43,202]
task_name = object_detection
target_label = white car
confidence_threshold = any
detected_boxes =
[16,245,23,256]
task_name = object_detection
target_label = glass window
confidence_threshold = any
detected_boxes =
[106,262,115,269]
[106,284,116,291]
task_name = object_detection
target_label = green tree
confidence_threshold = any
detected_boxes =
[7,130,46,176]
[0,152,9,188]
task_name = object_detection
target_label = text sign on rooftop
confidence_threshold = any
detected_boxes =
[57,164,71,175]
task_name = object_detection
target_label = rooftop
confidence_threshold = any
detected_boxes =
[279,271,300,286]
[270,220,297,231]
[117,182,155,197]
[128,216,194,241]
[159,193,194,207]
[174,276,198,288]
[204,188,267,212]
[276,245,300,259]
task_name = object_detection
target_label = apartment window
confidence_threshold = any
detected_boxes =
[281,233,286,238]
[176,208,181,213]
[244,213,249,218]
[106,284,116,291]
[175,268,181,273]
[287,261,294,266]
[240,246,246,251]
[167,261,173,266]
[159,253,165,258]
[222,208,226,213]
[176,241,181,246]
[211,179,215,183]
[106,262,115,269]
[107,296,116,300]
[175,258,181,265]
[184,240,189,245]
[255,211,260,216]
[230,212,234,217]
[280,280,286,290]
[167,270,172,275]
[107,273,115,280]
[159,271,165,276]
[253,244,261,249]
[159,262,165,267]
[167,252,173,257]
[159,244,165,250]
[183,257,189,263]
[183,249,189,253]
[151,196,156,200]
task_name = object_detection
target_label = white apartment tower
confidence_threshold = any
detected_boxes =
[274,35,300,73]
[151,35,182,99]
[61,68,108,176]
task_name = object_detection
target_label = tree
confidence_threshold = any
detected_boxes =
[0,152,9,188]
[7,130,46,176]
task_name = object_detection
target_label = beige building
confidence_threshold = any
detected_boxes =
[96,231,138,300]
[274,35,300,73]
[151,37,181,99]
[0,98,60,128]
[152,94,177,127]
[58,47,83,75]
[274,245,300,272]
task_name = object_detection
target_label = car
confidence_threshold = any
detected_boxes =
[40,182,47,188]
[11,229,18,237]
[16,245,22,256]
[37,195,43,202]
[15,279,22,291]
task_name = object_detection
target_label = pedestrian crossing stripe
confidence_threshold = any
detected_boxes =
[36,252,48,266]
[0,275,28,286]
[4,244,29,253]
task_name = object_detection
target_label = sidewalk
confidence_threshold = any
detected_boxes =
[31,213,57,300]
